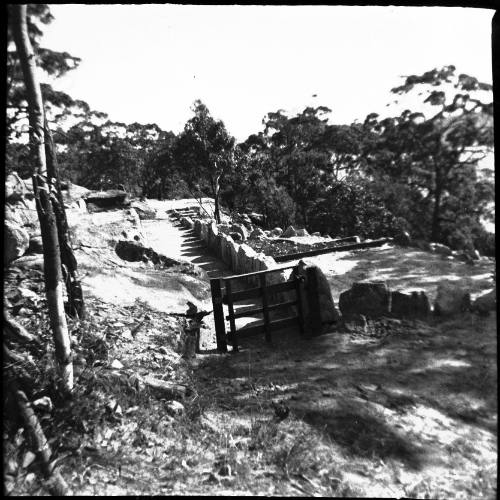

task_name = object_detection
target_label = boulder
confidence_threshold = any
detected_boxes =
[249,227,266,240]
[115,240,148,262]
[61,182,91,206]
[10,255,44,271]
[339,281,391,319]
[390,290,430,319]
[394,230,412,247]
[4,221,30,266]
[430,242,453,256]
[130,201,156,220]
[230,224,248,241]
[294,260,341,328]
[27,235,44,254]
[248,212,265,226]
[5,172,27,202]
[141,375,187,400]
[271,227,283,237]
[434,280,471,316]
[5,199,39,229]
[295,228,310,237]
[311,232,321,237]
[281,226,298,238]
[472,289,496,316]
[84,189,130,209]
[469,249,481,261]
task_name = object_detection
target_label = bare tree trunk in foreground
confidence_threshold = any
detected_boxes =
[44,115,85,319]
[11,4,73,395]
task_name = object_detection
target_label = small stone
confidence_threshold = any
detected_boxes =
[22,451,36,469]
[32,396,53,413]
[110,359,124,369]
[165,400,185,416]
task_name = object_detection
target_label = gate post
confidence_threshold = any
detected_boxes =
[306,266,322,337]
[210,278,227,352]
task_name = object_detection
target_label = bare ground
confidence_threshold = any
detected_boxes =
[5,201,496,497]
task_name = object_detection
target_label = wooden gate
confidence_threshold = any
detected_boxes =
[210,265,320,352]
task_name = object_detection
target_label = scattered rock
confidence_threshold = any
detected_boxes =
[5,220,30,266]
[295,228,310,237]
[430,242,453,256]
[472,289,496,316]
[27,235,43,254]
[131,200,157,220]
[394,230,412,247]
[110,359,124,369]
[342,313,367,333]
[32,397,53,413]
[469,249,481,261]
[391,290,430,319]
[434,280,471,316]
[5,172,27,202]
[165,400,185,416]
[142,375,187,400]
[248,212,264,226]
[281,226,298,238]
[249,227,266,239]
[230,224,248,241]
[15,287,39,303]
[339,281,391,319]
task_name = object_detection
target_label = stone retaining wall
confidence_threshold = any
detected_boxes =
[178,215,289,289]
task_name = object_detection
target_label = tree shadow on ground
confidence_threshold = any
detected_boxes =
[301,401,426,470]
[323,246,493,301]
[197,311,497,465]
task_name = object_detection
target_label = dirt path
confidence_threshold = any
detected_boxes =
[138,211,497,497]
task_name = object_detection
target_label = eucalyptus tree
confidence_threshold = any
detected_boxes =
[174,100,236,223]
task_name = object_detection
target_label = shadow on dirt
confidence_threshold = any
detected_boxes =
[302,402,426,470]
[325,247,493,300]
[197,311,496,464]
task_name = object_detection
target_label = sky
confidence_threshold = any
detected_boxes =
[41,5,494,142]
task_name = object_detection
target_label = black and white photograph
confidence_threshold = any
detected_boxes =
[4,3,496,496]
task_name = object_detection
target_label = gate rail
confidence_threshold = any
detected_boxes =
[211,264,321,352]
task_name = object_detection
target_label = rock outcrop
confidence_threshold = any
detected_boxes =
[339,281,391,319]
[294,260,341,328]
[281,226,298,238]
[5,221,30,266]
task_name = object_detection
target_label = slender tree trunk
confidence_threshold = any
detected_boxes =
[11,5,73,395]
[44,115,85,319]
[213,174,222,223]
